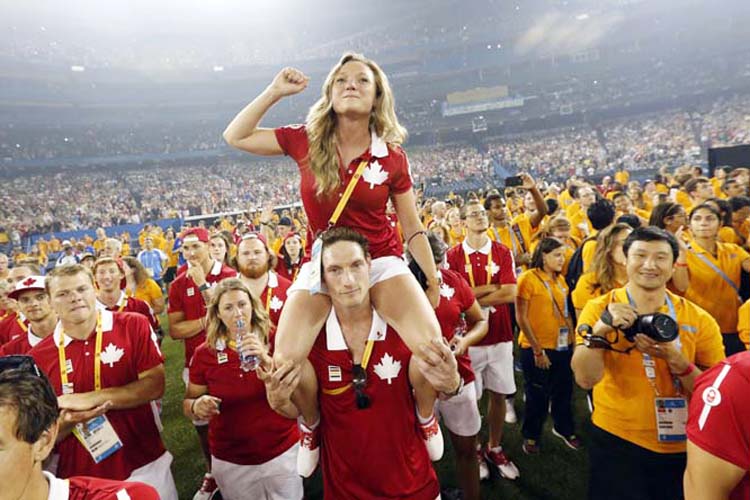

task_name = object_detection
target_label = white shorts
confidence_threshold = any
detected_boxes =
[437,381,481,437]
[182,367,208,426]
[212,443,303,500]
[128,451,178,500]
[469,342,516,396]
[288,255,411,295]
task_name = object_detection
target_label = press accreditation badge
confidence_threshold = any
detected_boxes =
[309,238,323,294]
[73,415,123,463]
[556,327,570,351]
[654,397,688,442]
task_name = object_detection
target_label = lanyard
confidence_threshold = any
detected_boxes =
[688,245,741,299]
[291,264,300,282]
[17,317,28,333]
[328,159,370,228]
[511,223,527,253]
[58,313,104,392]
[493,226,519,256]
[265,287,272,318]
[534,270,569,324]
[321,338,376,396]
[464,248,493,288]
[625,289,680,396]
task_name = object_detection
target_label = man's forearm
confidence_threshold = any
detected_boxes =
[169,318,204,339]
[479,286,516,306]
[88,370,165,409]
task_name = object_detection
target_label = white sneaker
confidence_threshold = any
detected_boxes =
[485,447,520,480]
[192,473,218,500]
[297,420,320,477]
[419,413,444,461]
[505,400,518,424]
[477,447,490,481]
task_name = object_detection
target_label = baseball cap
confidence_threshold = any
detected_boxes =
[62,240,72,247]
[241,232,268,247]
[9,275,46,300]
[182,228,210,243]
[278,217,293,227]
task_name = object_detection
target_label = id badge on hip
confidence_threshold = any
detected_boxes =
[72,414,123,463]
[556,327,570,351]
[654,397,687,442]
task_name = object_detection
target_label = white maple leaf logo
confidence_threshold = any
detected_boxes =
[373,353,401,385]
[487,261,499,277]
[269,295,284,312]
[362,160,388,189]
[440,283,455,299]
[100,343,124,367]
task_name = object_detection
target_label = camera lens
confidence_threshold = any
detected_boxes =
[649,314,678,342]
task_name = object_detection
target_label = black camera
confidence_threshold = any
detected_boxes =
[621,313,678,343]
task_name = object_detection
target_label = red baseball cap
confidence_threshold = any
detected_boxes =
[182,228,210,243]
[9,275,47,300]
[241,232,268,248]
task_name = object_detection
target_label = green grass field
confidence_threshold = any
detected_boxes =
[158,324,592,499]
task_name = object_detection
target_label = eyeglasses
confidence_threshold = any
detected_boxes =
[0,355,43,377]
[352,364,370,410]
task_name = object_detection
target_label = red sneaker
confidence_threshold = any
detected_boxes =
[484,447,520,480]
[297,420,320,477]
[192,473,218,500]
[418,413,444,461]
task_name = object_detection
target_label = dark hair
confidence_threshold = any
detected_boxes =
[279,234,303,269]
[545,198,559,215]
[612,192,628,202]
[648,202,684,229]
[616,214,641,229]
[407,231,447,266]
[728,196,750,212]
[587,198,616,231]
[684,177,710,195]
[689,203,721,221]
[321,227,370,259]
[706,197,733,226]
[623,227,679,263]
[0,368,59,443]
[530,237,564,270]
[483,193,504,211]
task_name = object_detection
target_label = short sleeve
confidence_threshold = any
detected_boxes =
[516,273,535,301]
[389,147,413,195]
[446,247,464,277]
[571,272,595,311]
[693,310,726,369]
[274,125,308,164]
[129,314,164,373]
[146,279,163,302]
[167,280,183,314]
[497,246,517,285]
[453,273,475,312]
[687,361,750,471]
[188,347,208,386]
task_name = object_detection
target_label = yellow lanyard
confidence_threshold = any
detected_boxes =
[265,288,272,317]
[17,317,28,333]
[464,248,492,288]
[329,159,370,227]
[322,338,376,396]
[292,266,300,282]
[58,313,103,392]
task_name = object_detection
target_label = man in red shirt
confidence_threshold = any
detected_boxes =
[236,233,291,331]
[685,351,750,499]
[29,264,176,499]
[447,200,520,480]
[0,360,160,500]
[0,276,56,355]
[168,227,236,499]
[0,263,38,345]
[264,227,460,499]
[94,257,160,334]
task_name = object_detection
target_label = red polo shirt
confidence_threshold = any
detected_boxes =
[435,268,477,384]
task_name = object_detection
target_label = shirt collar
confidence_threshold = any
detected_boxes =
[209,259,223,276]
[370,129,388,158]
[325,307,388,351]
[28,328,45,348]
[44,471,69,500]
[94,292,127,311]
[53,309,114,347]
[462,238,492,256]
[267,271,279,289]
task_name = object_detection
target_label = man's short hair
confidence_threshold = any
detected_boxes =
[93,257,123,276]
[320,227,370,259]
[483,193,504,211]
[728,196,750,212]
[11,263,41,275]
[616,214,641,229]
[0,366,59,443]
[684,177,710,195]
[45,264,95,295]
[623,226,679,263]
[587,198,616,231]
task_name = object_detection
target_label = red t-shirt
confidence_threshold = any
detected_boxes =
[260,271,291,332]
[309,309,440,500]
[446,238,516,345]
[435,268,476,384]
[687,352,750,500]
[97,292,160,334]
[168,260,237,366]
[274,125,412,259]
[189,340,298,465]
[30,310,166,480]
[274,255,305,283]
[0,312,28,345]
[46,472,160,500]
[0,327,46,355]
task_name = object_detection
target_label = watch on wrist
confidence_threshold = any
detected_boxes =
[440,377,464,400]
[198,283,211,292]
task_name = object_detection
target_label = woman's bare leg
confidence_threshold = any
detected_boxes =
[371,274,442,418]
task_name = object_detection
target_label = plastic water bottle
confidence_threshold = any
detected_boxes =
[451,313,467,354]
[236,319,259,372]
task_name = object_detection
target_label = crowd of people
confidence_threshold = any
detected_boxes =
[1,52,750,500]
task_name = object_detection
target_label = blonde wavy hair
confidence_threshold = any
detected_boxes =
[306,52,407,197]
[589,223,632,295]
[205,278,270,350]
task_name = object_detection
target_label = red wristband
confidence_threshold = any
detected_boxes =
[673,363,695,377]
[675,262,688,268]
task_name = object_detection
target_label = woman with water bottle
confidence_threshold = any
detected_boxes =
[183,278,302,500]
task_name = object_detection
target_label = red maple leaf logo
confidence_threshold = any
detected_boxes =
[21,278,36,286]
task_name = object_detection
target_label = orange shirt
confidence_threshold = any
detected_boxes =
[738,300,750,348]
[517,269,572,349]
[614,171,630,186]
[134,278,163,309]
[570,271,625,311]
[569,211,593,242]
[675,190,692,212]
[684,241,750,333]
[718,226,742,245]
[577,288,725,453]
